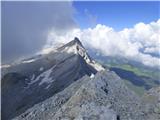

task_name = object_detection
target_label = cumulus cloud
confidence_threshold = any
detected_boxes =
[2,1,77,64]
[44,19,160,67]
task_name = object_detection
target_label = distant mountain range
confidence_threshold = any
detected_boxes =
[1,37,160,120]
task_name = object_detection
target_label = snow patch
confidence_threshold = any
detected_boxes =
[45,83,54,89]
[63,43,92,64]
[22,59,35,63]
[30,65,56,85]
[90,73,95,78]
[64,45,78,54]
[39,67,44,71]
[0,64,11,68]
[31,74,35,81]
[84,53,91,63]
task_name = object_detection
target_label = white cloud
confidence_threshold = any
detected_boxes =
[43,19,160,67]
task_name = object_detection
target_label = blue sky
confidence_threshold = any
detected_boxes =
[73,1,160,30]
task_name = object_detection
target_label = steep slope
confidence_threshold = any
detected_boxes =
[2,37,104,120]
[14,71,152,120]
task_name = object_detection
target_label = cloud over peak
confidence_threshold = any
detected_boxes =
[45,19,160,67]
[2,1,77,64]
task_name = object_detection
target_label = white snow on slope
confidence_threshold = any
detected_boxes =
[63,43,88,58]
[38,68,53,86]
[22,59,35,63]
[39,67,44,71]
[30,65,56,86]
[0,64,11,68]
[31,74,35,81]
[84,53,91,63]
[90,73,95,78]
[64,45,78,54]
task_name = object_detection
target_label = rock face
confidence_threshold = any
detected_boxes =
[1,37,159,120]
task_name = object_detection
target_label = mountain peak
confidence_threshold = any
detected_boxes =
[57,37,84,52]
[67,37,83,47]
[57,37,105,71]
[73,37,82,45]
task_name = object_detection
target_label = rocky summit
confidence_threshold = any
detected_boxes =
[1,37,159,120]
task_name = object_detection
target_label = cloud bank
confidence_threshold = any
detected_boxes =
[44,19,160,67]
[2,1,77,64]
